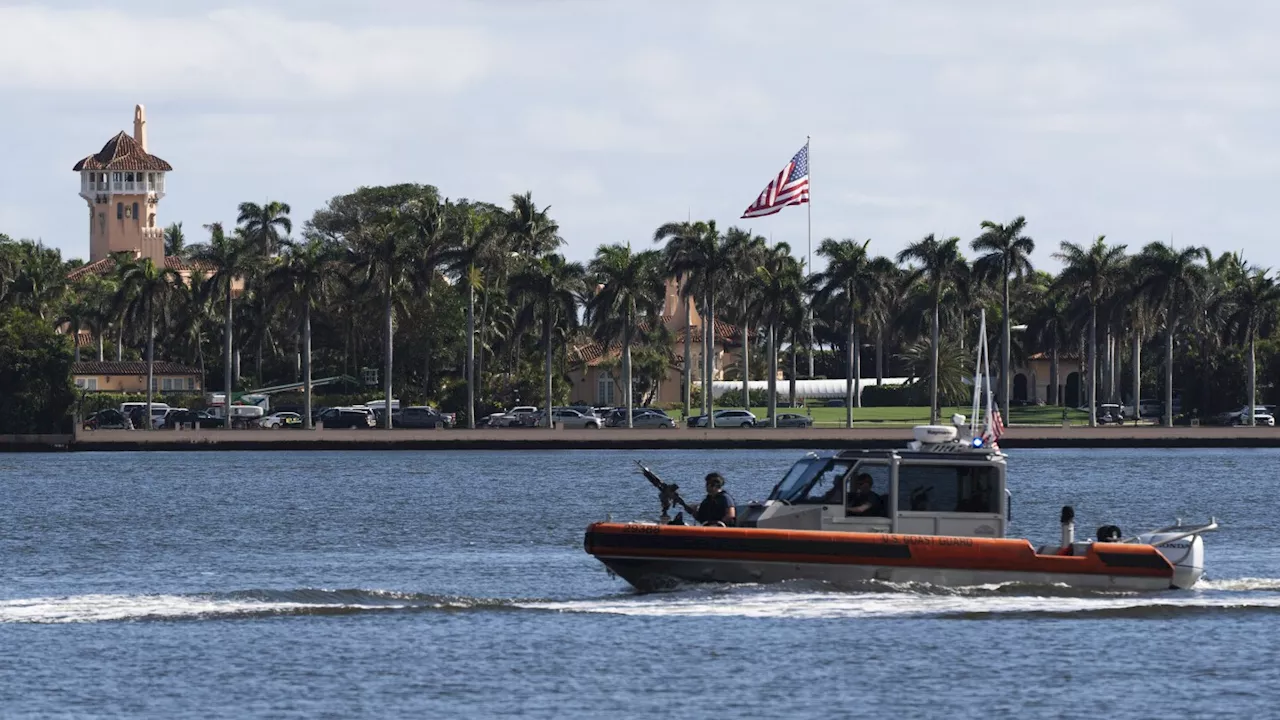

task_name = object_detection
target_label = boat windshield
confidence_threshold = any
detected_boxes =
[770,458,855,503]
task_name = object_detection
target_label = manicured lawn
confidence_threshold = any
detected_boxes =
[669,405,1091,426]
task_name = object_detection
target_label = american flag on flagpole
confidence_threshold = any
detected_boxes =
[986,406,1005,447]
[741,142,810,218]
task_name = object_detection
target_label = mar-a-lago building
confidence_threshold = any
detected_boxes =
[74,105,172,263]
[65,105,204,385]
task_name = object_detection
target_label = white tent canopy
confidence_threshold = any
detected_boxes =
[709,378,911,400]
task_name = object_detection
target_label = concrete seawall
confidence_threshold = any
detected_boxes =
[7,425,1275,451]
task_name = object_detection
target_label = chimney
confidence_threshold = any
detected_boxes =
[133,104,147,151]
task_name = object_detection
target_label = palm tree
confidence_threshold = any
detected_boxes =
[57,294,93,362]
[505,192,563,256]
[170,279,214,384]
[237,201,293,256]
[164,222,187,259]
[442,202,503,429]
[1230,269,1280,425]
[971,216,1035,420]
[509,253,586,426]
[351,195,444,429]
[1053,237,1127,427]
[866,257,905,387]
[812,238,876,426]
[662,222,726,425]
[724,228,767,413]
[1133,243,1208,427]
[654,220,713,419]
[189,222,255,427]
[1028,282,1070,406]
[267,236,341,429]
[897,235,969,424]
[114,256,181,429]
[750,243,805,427]
[8,242,65,320]
[587,244,665,428]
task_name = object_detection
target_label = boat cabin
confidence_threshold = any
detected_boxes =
[737,427,1010,538]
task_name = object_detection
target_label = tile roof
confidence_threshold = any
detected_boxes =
[72,361,201,376]
[66,256,217,281]
[73,131,173,172]
[165,257,217,273]
[66,257,114,281]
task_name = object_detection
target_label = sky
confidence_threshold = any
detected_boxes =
[3,0,1280,272]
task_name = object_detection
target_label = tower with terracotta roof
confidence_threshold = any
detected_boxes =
[74,105,173,262]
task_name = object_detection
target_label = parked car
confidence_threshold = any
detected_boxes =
[321,407,376,429]
[172,409,225,425]
[392,406,452,428]
[757,413,814,428]
[630,411,676,428]
[157,408,189,428]
[823,399,846,407]
[1097,404,1125,425]
[261,411,304,429]
[605,407,670,427]
[1229,406,1276,427]
[83,408,131,430]
[500,406,539,427]
[120,401,171,428]
[687,409,757,428]
[161,409,225,429]
[532,408,603,429]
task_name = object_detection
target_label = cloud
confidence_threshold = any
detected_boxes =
[0,6,495,102]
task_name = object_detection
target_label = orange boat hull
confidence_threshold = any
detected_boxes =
[584,522,1176,592]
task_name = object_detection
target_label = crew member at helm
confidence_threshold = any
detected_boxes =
[847,473,886,517]
[694,472,736,526]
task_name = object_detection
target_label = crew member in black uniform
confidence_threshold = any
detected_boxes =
[694,472,736,526]
[846,473,886,517]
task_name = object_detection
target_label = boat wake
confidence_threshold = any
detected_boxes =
[0,588,518,624]
[8,578,1280,624]
[525,577,1280,620]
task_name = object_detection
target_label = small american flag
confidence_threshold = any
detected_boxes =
[988,407,1005,445]
[741,142,810,218]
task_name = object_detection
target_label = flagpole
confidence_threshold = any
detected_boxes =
[806,135,815,380]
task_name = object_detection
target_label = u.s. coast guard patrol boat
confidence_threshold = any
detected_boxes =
[584,315,1217,592]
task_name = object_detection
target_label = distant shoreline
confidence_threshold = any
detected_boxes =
[4,426,1279,452]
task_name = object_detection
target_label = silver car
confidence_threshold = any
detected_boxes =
[629,411,676,428]
[538,408,603,429]
[758,413,813,428]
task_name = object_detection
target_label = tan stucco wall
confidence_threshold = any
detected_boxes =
[75,373,201,393]
[87,190,163,263]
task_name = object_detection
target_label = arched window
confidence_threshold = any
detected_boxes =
[132,202,139,222]
[116,202,123,220]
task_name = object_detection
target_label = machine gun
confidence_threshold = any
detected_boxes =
[635,461,698,521]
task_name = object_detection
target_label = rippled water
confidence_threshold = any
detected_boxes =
[3,448,1280,717]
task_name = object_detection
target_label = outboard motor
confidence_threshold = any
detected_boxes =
[1096,525,1122,542]
[1138,530,1207,589]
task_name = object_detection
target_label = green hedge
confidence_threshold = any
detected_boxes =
[860,383,928,407]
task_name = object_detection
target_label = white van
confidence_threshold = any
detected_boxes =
[120,401,171,424]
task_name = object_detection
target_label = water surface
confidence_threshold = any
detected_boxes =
[2,448,1279,717]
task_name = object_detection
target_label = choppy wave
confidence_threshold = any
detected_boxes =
[0,588,517,624]
[9,578,1280,624]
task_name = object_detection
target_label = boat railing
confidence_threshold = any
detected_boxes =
[1123,518,1219,546]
